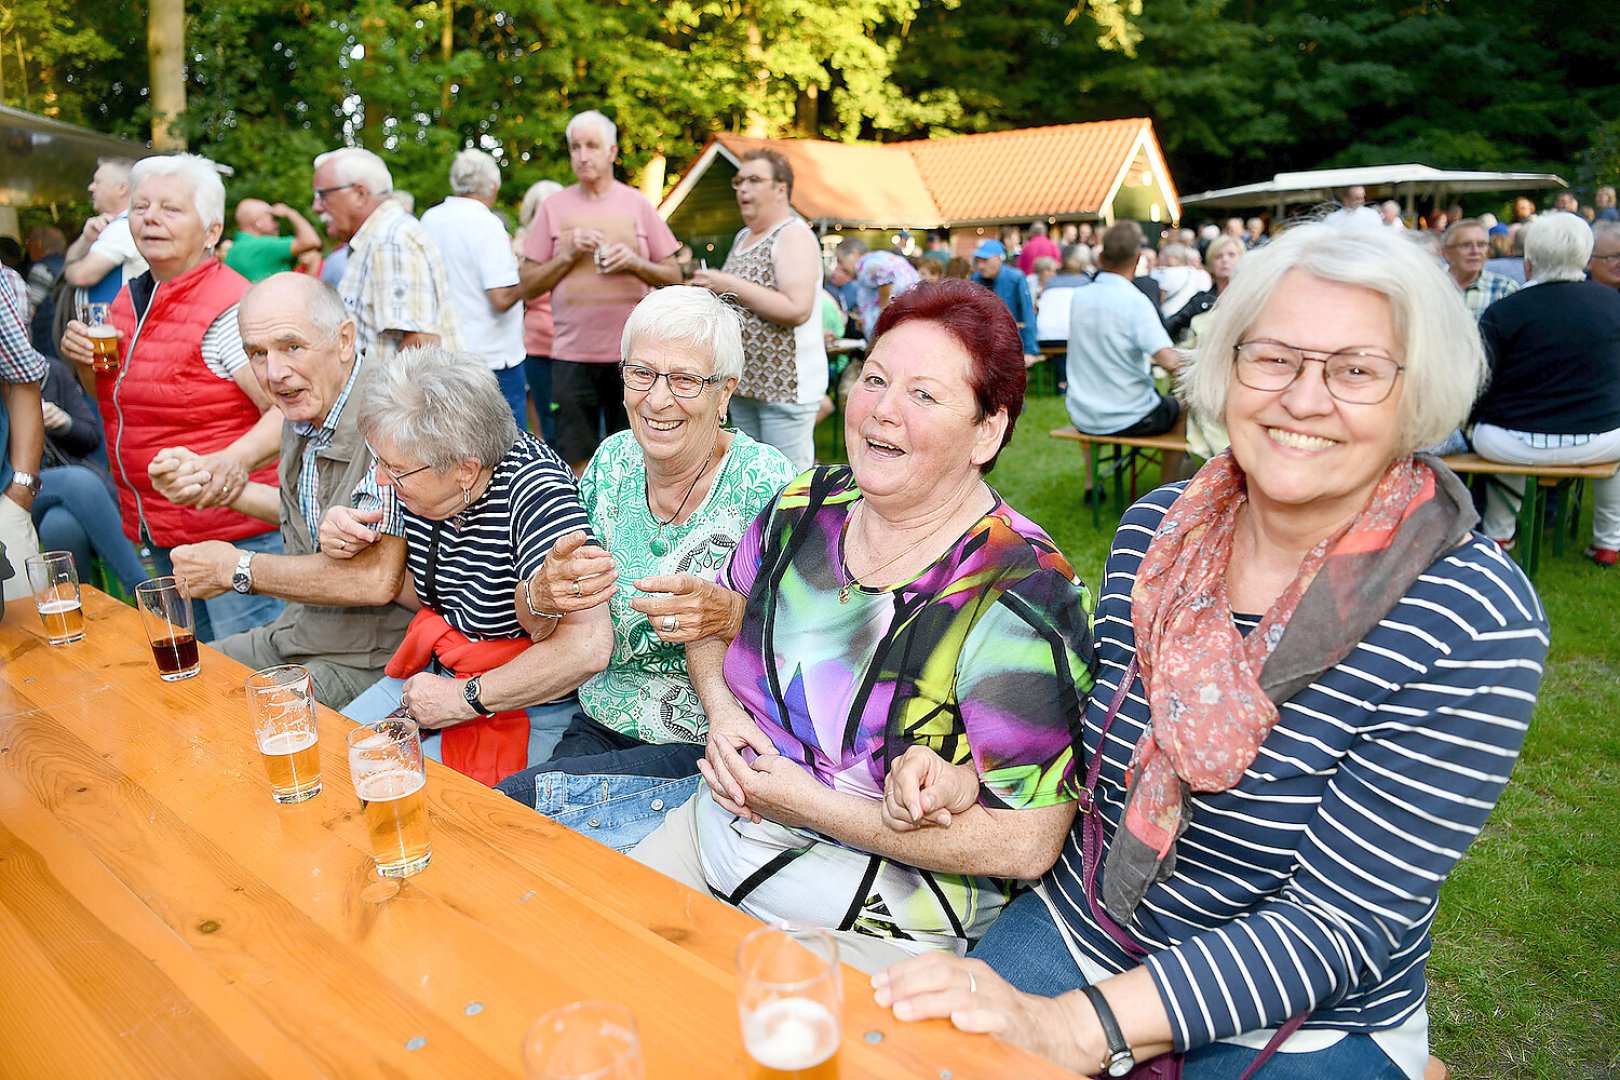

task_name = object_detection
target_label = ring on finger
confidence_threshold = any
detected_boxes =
[967,970,977,994]
[662,615,679,633]
[572,579,582,598]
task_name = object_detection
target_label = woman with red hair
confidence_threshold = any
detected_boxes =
[631,280,1093,972]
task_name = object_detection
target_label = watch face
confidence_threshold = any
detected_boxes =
[1107,1056,1135,1077]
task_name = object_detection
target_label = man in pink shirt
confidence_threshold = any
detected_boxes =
[522,110,681,471]
[1016,221,1061,276]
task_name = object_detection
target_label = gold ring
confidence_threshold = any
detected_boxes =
[572,580,582,597]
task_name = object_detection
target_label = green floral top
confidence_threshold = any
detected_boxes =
[576,429,797,743]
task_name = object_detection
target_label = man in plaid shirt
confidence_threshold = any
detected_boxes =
[1444,218,1518,320]
[0,272,46,600]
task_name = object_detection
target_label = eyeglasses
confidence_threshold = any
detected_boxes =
[1591,253,1620,263]
[730,174,778,190]
[619,363,724,398]
[313,182,358,204]
[1445,241,1490,252]
[366,443,433,484]
[1233,340,1405,404]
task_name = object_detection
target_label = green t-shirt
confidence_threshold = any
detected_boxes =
[224,232,296,283]
[575,429,797,744]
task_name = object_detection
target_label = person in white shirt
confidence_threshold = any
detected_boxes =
[420,150,541,427]
[63,157,150,302]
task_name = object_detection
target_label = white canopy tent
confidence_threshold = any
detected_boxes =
[1180,163,1567,218]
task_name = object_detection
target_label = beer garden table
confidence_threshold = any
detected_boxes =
[0,588,1075,1079]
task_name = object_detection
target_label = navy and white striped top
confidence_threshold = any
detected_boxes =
[401,432,591,640]
[1043,483,1548,1053]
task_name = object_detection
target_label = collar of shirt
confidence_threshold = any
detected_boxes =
[293,352,366,441]
[345,199,406,258]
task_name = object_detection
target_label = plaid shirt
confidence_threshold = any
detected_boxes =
[338,200,464,365]
[291,354,403,550]
[1461,270,1519,320]
[0,272,47,384]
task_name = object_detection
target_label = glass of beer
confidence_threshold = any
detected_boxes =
[347,714,431,877]
[736,924,842,1080]
[523,1000,643,1080]
[25,551,85,644]
[246,665,322,804]
[133,576,201,680]
[77,300,120,372]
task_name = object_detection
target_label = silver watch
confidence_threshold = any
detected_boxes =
[231,551,255,594]
[9,470,41,496]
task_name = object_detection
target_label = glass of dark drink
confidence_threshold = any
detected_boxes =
[134,576,201,681]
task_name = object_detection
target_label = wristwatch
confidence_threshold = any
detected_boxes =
[9,470,41,497]
[463,675,488,716]
[1082,985,1136,1077]
[231,552,255,594]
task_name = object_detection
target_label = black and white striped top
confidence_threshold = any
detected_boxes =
[1043,483,1548,1053]
[402,433,591,640]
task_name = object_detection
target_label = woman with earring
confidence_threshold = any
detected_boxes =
[494,286,796,850]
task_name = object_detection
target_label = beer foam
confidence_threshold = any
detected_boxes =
[86,325,118,337]
[259,729,317,755]
[743,998,839,1070]
[37,598,82,614]
[354,768,425,801]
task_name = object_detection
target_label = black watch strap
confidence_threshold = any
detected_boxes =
[463,674,487,716]
[1081,985,1135,1077]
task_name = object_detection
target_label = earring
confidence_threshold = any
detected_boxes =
[462,486,472,505]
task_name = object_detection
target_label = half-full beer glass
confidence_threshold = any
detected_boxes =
[25,551,85,644]
[246,665,322,804]
[523,1000,644,1080]
[77,300,120,372]
[736,924,842,1080]
[133,576,200,680]
[347,715,430,877]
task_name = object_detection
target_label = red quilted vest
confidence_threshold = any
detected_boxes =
[105,258,278,547]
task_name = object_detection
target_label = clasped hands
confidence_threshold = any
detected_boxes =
[523,530,733,643]
[148,445,249,509]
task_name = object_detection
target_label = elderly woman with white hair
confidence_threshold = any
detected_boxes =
[1470,211,1620,566]
[494,286,796,849]
[60,152,284,641]
[876,217,1548,1080]
[332,346,609,786]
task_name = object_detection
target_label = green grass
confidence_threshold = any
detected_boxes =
[818,391,1620,1078]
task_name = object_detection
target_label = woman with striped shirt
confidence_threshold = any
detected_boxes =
[875,217,1549,1078]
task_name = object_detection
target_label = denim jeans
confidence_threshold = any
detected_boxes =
[496,711,705,852]
[523,354,555,443]
[148,529,285,643]
[494,364,529,434]
[343,672,577,770]
[35,465,147,594]
[971,892,1408,1079]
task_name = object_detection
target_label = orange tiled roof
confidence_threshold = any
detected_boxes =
[698,120,1174,227]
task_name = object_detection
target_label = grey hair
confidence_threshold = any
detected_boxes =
[1158,243,1190,267]
[242,272,352,344]
[1523,212,1593,282]
[130,153,227,232]
[566,110,617,147]
[1590,220,1620,245]
[835,236,868,258]
[519,180,563,228]
[96,156,136,183]
[1180,215,1486,456]
[620,285,745,382]
[313,147,394,198]
[449,149,501,196]
[354,346,518,471]
[1061,244,1093,272]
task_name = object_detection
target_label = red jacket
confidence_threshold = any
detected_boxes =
[106,258,277,547]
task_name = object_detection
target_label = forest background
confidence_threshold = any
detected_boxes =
[4,0,1620,218]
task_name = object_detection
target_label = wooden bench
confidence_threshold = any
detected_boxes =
[1439,453,1619,578]
[1050,426,1192,527]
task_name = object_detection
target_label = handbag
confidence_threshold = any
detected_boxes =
[1077,655,1307,1080]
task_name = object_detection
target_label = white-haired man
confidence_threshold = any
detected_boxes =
[1442,218,1517,320]
[521,110,680,471]
[62,157,149,304]
[311,146,462,365]
[421,149,540,427]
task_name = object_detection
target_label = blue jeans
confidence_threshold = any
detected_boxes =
[34,465,147,594]
[971,892,1406,1079]
[148,529,285,643]
[496,711,705,852]
[729,396,820,472]
[523,354,555,443]
[344,672,576,770]
[494,364,529,433]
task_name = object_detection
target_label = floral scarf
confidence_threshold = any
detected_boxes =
[1102,451,1477,922]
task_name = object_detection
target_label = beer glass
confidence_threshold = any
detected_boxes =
[522,1000,643,1080]
[735,924,842,1080]
[25,551,85,644]
[77,300,120,372]
[133,576,200,680]
[347,714,431,877]
[246,665,322,804]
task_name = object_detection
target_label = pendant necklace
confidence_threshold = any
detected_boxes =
[648,431,720,556]
[839,500,962,603]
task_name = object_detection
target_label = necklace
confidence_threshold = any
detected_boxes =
[837,495,984,603]
[647,430,721,556]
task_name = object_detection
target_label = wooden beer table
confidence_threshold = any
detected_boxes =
[0,589,1074,1079]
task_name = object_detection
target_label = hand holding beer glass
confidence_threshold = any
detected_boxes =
[522,1000,644,1080]
[76,300,121,373]
[736,924,843,1080]
[134,576,201,680]
[25,551,85,644]
[246,665,322,804]
[347,714,431,877]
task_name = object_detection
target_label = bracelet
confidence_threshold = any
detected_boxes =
[521,576,564,621]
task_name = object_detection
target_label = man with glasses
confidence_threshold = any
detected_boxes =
[1587,221,1620,290]
[311,146,462,367]
[1442,218,1517,320]
[690,149,827,470]
[159,273,411,707]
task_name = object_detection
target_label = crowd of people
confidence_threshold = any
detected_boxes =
[8,119,1611,1078]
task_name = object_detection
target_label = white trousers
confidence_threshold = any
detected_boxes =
[0,494,41,602]
[1471,423,1620,549]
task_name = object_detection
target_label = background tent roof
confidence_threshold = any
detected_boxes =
[0,106,152,208]
[1180,164,1567,210]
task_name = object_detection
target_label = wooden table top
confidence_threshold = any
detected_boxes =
[0,588,1073,1079]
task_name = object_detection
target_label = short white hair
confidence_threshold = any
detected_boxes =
[620,286,744,382]
[129,153,226,232]
[1523,212,1593,283]
[312,147,393,198]
[449,149,501,197]
[566,110,617,147]
[1180,214,1486,456]
[519,180,563,228]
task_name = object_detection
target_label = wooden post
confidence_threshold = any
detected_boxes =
[149,0,187,150]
